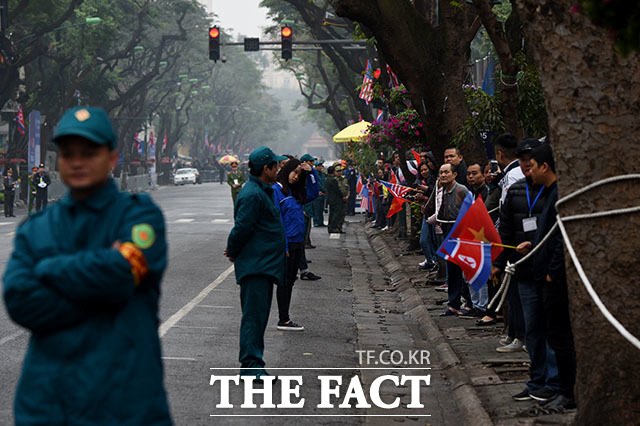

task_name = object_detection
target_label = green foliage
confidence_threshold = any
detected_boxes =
[577,0,640,56]
[342,139,378,176]
[515,53,549,138]
[452,84,505,146]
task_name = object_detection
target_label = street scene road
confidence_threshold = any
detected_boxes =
[0,183,452,425]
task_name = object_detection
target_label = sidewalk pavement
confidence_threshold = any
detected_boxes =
[356,215,576,426]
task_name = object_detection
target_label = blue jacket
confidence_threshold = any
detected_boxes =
[227,175,286,285]
[3,179,172,425]
[273,182,305,250]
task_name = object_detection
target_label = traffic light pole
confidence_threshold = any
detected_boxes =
[222,39,369,47]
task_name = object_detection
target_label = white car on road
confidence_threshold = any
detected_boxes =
[174,168,197,185]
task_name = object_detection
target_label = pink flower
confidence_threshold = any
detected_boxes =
[415,131,420,136]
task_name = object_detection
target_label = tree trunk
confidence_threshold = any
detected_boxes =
[515,1,640,423]
[335,0,487,163]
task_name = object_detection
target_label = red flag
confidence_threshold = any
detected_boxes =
[438,194,503,290]
[356,173,364,195]
[411,149,421,164]
[386,196,408,218]
[389,168,398,185]
[16,105,25,135]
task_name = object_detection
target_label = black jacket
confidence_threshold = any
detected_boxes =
[532,182,566,284]
[494,177,549,280]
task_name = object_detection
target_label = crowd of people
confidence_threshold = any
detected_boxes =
[355,135,576,411]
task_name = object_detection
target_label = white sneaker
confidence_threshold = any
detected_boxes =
[418,259,429,268]
[499,336,513,346]
[381,226,389,231]
[496,338,524,353]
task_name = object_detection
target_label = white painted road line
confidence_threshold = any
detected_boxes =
[172,325,219,330]
[175,218,195,223]
[159,265,234,337]
[196,305,234,309]
[162,357,197,361]
[0,222,12,226]
[329,233,342,239]
[212,219,230,223]
[211,213,225,216]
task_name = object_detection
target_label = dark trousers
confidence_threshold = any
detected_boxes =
[328,202,341,232]
[507,277,526,338]
[313,196,325,226]
[447,261,471,311]
[347,189,356,215]
[4,191,14,216]
[338,200,347,229]
[519,280,560,392]
[35,191,48,211]
[239,275,274,374]
[304,215,312,245]
[278,242,303,323]
[542,279,576,398]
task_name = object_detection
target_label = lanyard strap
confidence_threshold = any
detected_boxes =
[525,182,543,215]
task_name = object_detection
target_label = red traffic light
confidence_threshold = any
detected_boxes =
[281,26,292,38]
[209,27,220,39]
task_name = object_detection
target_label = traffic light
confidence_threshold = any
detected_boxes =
[281,26,292,60]
[209,26,220,61]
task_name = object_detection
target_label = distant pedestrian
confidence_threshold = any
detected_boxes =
[344,162,357,215]
[226,161,245,205]
[325,166,342,233]
[3,168,16,217]
[225,146,285,380]
[336,164,349,232]
[2,107,172,425]
[33,163,51,211]
[312,162,326,227]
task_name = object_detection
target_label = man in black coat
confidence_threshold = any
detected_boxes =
[517,143,576,411]
[3,168,17,217]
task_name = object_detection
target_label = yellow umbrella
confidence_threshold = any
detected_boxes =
[332,121,371,143]
[218,154,239,164]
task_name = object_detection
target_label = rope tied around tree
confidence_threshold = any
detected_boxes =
[488,174,640,351]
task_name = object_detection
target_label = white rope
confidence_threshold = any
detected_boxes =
[555,174,640,351]
[488,174,640,351]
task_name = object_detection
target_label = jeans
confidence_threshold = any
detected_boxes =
[278,242,303,323]
[542,279,576,398]
[419,219,438,263]
[469,281,488,312]
[313,196,325,226]
[519,280,560,391]
[239,275,274,374]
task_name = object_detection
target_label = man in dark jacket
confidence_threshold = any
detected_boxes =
[225,146,285,380]
[517,143,576,411]
[3,107,172,425]
[444,145,469,189]
[3,168,16,217]
[493,140,561,403]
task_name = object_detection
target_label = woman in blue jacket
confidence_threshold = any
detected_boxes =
[272,158,307,331]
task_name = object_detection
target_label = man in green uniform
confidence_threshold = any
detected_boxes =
[325,166,343,233]
[336,163,350,233]
[226,161,246,205]
[2,107,172,425]
[225,146,285,380]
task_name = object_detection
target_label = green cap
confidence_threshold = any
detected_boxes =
[300,153,316,162]
[276,155,289,162]
[249,146,278,169]
[53,107,117,149]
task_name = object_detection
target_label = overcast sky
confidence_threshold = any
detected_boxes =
[203,0,273,38]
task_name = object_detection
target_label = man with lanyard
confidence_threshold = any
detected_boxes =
[33,163,51,211]
[225,147,286,381]
[3,107,172,424]
[226,161,245,205]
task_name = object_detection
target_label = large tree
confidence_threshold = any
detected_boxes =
[515,1,640,423]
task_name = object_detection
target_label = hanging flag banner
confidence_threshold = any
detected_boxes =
[16,105,26,136]
[27,110,41,170]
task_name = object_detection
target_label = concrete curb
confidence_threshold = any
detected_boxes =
[363,225,494,426]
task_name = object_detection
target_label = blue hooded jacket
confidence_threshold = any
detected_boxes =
[273,182,305,250]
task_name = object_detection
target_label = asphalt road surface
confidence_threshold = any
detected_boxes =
[0,182,369,425]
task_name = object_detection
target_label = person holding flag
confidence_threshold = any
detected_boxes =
[435,163,473,316]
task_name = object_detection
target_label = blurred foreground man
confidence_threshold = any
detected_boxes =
[2,107,172,425]
[225,146,286,380]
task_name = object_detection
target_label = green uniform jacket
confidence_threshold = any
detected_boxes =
[2,179,171,425]
[227,175,286,285]
[326,175,342,205]
[227,170,246,198]
[338,175,350,199]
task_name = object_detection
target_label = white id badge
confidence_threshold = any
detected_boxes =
[522,217,537,232]
[233,179,239,185]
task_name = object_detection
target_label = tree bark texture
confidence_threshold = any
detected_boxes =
[335,0,487,164]
[516,1,640,423]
